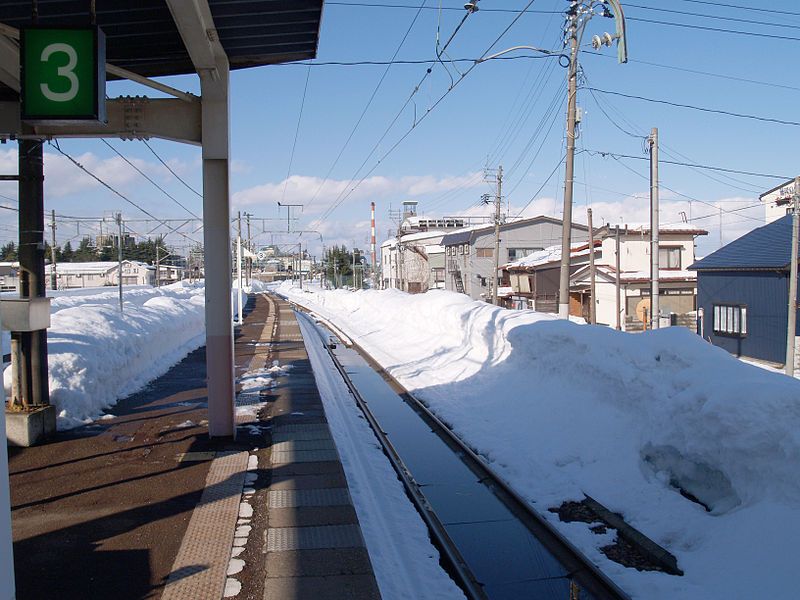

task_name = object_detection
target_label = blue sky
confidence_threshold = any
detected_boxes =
[1,0,798,259]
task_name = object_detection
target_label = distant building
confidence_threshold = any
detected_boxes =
[45,260,155,288]
[0,262,19,291]
[442,216,590,302]
[96,232,136,250]
[760,178,797,224]
[505,224,707,329]
[690,215,799,368]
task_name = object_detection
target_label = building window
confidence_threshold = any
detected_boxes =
[476,247,493,258]
[659,246,681,270]
[713,304,747,337]
[507,247,540,261]
[461,244,468,255]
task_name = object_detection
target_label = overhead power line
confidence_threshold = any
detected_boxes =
[281,61,313,205]
[583,149,791,180]
[141,139,202,198]
[304,0,429,214]
[315,0,538,225]
[101,139,201,219]
[673,0,800,18]
[625,15,800,43]
[587,87,800,128]
[51,141,202,245]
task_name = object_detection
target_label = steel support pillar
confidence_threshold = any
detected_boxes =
[201,60,235,438]
[17,139,49,408]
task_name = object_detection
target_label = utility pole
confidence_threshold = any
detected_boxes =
[370,201,377,288]
[50,209,57,290]
[246,212,252,285]
[493,165,503,306]
[236,212,243,325]
[299,243,303,290]
[649,127,660,329]
[785,176,799,376]
[587,208,596,325]
[615,225,622,330]
[116,213,124,313]
[352,244,357,289]
[155,244,160,288]
[558,0,627,319]
[557,7,580,320]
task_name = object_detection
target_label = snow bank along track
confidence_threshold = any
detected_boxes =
[285,303,631,600]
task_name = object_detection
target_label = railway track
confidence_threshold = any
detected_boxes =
[292,306,632,600]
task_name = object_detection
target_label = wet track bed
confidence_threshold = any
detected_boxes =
[302,313,630,600]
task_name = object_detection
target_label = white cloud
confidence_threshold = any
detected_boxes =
[232,172,484,215]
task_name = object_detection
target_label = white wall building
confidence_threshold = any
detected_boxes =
[506,224,707,329]
[45,261,155,288]
[760,178,797,224]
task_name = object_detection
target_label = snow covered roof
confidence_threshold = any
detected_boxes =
[599,223,708,236]
[504,241,599,270]
[440,215,589,247]
[44,260,154,275]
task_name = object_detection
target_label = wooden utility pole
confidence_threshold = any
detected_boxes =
[246,212,252,285]
[615,225,622,330]
[558,13,579,320]
[236,211,243,326]
[492,165,503,306]
[587,208,596,324]
[649,127,660,329]
[116,213,124,313]
[786,176,799,376]
[50,209,57,290]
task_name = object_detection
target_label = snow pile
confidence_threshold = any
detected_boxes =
[25,284,207,428]
[2,281,237,429]
[276,282,800,599]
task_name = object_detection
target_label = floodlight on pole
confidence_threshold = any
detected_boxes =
[557,0,628,320]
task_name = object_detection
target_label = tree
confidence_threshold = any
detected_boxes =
[0,241,17,261]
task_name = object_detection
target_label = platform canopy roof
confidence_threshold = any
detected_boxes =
[0,0,324,100]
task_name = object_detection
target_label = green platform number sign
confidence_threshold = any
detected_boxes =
[21,27,106,122]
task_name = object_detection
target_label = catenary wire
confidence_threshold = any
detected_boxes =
[101,139,201,219]
[141,139,202,198]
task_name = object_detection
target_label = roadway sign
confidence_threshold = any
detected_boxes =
[257,252,266,260]
[21,27,106,122]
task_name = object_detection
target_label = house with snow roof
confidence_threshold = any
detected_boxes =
[505,223,707,329]
[44,260,155,289]
[690,214,799,369]
[441,216,590,302]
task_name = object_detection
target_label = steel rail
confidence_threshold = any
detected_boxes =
[289,302,631,600]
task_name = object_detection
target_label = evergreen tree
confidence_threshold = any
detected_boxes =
[0,241,17,261]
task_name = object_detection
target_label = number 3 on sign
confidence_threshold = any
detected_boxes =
[40,43,79,102]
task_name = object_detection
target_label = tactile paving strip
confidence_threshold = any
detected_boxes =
[161,451,248,600]
[271,449,340,464]
[266,525,364,551]
[272,423,331,434]
[268,488,352,509]
[272,429,333,443]
[272,439,337,452]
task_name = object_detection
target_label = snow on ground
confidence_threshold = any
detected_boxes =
[277,281,800,600]
[295,310,464,600]
[2,280,266,429]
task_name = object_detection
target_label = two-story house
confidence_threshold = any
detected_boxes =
[505,223,707,329]
[441,216,590,302]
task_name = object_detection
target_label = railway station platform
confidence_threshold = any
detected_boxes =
[7,292,381,600]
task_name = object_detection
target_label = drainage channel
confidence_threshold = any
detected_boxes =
[302,314,629,600]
